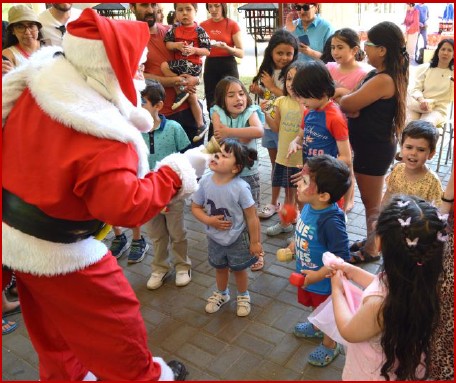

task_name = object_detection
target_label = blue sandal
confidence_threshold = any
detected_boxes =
[293,322,323,338]
[307,343,341,367]
[2,318,18,335]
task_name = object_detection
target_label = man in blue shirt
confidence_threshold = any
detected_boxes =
[415,3,429,49]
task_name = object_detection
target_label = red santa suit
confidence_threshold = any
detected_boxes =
[2,9,195,381]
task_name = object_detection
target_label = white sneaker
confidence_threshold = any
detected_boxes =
[236,295,251,317]
[266,222,294,236]
[205,291,230,313]
[258,203,281,219]
[175,270,191,287]
[146,272,168,290]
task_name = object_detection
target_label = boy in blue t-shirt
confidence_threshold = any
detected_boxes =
[283,154,351,367]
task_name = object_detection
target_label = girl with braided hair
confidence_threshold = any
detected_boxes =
[330,195,446,380]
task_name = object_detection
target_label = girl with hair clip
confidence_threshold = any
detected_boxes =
[339,21,409,264]
[330,194,447,380]
[211,76,265,269]
[191,138,262,317]
[250,29,299,230]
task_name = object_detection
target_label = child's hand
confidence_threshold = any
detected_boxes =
[301,269,319,287]
[250,243,263,257]
[208,215,232,230]
[183,45,195,56]
[260,71,274,89]
[175,41,187,52]
[249,82,261,95]
[287,140,302,158]
[213,123,230,141]
[259,99,270,112]
[345,111,360,118]
[330,269,345,295]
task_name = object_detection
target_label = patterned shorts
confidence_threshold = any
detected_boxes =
[168,59,202,77]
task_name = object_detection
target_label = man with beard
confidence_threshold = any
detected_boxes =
[130,3,204,145]
[38,3,82,46]
[3,8,193,381]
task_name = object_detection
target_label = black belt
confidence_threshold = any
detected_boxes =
[2,188,105,243]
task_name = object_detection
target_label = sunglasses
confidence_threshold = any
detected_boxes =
[294,4,314,11]
[364,41,380,47]
[14,23,38,33]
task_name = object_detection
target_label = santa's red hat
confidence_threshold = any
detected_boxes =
[63,7,149,106]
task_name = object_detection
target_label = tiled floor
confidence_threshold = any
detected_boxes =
[2,138,452,380]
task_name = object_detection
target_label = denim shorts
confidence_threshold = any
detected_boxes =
[272,163,301,188]
[261,129,278,149]
[208,231,258,271]
[241,173,260,207]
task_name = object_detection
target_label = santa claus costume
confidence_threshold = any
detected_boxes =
[2,8,196,381]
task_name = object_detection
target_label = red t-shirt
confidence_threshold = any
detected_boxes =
[200,18,241,58]
[143,23,187,116]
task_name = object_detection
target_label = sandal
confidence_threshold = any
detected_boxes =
[250,254,264,271]
[293,322,323,338]
[349,238,366,252]
[307,342,341,367]
[348,248,380,264]
[2,318,18,335]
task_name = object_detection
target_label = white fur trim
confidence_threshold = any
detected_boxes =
[62,34,110,70]
[2,46,151,177]
[2,223,107,276]
[155,357,175,381]
[82,372,97,381]
[155,153,198,200]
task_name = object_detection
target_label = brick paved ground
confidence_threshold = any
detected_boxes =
[2,136,452,380]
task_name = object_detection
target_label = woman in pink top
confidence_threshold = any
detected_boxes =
[327,28,371,212]
[327,28,372,103]
[403,3,420,62]
[330,195,446,380]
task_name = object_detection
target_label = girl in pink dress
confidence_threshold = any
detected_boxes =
[331,195,447,380]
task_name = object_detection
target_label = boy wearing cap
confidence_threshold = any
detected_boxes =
[2,8,196,381]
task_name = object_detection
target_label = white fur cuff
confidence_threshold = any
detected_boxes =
[155,153,198,200]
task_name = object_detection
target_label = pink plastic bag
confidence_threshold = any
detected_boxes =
[308,253,363,347]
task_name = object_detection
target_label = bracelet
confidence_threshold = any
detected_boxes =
[442,194,454,203]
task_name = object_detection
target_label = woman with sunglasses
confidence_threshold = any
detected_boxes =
[285,3,333,62]
[2,5,42,70]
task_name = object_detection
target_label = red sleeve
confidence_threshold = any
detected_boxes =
[74,143,182,227]
[300,109,310,131]
[326,104,349,141]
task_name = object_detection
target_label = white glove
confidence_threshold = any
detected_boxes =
[182,145,211,178]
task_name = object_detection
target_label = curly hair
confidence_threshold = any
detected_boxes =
[368,21,409,141]
[252,29,298,84]
[376,195,446,380]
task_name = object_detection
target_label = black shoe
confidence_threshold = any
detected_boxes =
[168,360,188,381]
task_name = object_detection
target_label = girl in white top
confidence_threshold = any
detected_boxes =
[408,38,454,127]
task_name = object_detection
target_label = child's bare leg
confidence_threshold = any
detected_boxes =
[215,268,230,291]
[160,61,177,78]
[132,226,142,241]
[187,93,204,128]
[233,269,248,293]
[322,333,337,349]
